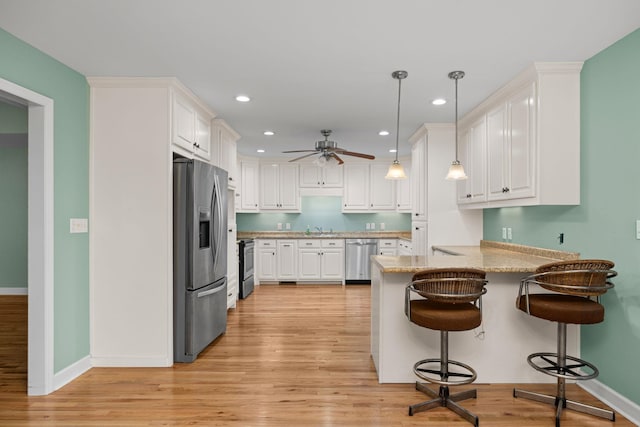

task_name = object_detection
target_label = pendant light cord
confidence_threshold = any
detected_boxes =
[395,77,402,162]
[454,76,458,163]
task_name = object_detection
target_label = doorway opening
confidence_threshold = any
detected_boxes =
[0,77,54,395]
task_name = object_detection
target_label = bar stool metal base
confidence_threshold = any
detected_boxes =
[514,323,615,426]
[410,382,479,426]
[513,388,615,426]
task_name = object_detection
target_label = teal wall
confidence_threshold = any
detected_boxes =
[237,196,411,232]
[484,28,640,404]
[0,28,90,373]
[0,103,28,288]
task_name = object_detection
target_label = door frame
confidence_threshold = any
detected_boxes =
[0,77,54,395]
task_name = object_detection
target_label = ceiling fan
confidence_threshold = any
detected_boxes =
[282,129,375,165]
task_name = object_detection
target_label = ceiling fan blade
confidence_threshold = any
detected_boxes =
[330,153,344,165]
[288,152,319,162]
[336,150,375,160]
[282,149,317,153]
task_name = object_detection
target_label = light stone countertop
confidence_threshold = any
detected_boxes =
[371,240,579,274]
[237,231,412,240]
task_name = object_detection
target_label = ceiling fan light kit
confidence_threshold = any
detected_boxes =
[445,70,468,181]
[385,70,407,180]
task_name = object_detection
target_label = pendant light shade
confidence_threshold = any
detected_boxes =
[386,70,407,180]
[445,70,468,181]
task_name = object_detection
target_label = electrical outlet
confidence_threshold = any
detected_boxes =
[380,223,385,230]
[636,220,640,239]
[366,223,371,230]
[277,223,282,230]
[285,223,291,230]
[502,227,507,240]
[507,228,513,241]
[370,223,376,230]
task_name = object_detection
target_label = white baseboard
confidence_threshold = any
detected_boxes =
[0,287,28,295]
[53,355,92,391]
[580,379,640,425]
[91,356,172,367]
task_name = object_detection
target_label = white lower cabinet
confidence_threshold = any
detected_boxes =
[412,222,428,256]
[398,239,412,256]
[257,240,277,281]
[378,239,397,256]
[277,240,297,280]
[297,239,344,282]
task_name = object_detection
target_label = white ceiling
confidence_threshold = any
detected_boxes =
[1,0,639,159]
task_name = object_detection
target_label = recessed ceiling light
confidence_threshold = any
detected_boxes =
[389,148,397,153]
[263,131,275,136]
[432,98,447,106]
[235,95,251,102]
[257,149,265,153]
[379,130,390,136]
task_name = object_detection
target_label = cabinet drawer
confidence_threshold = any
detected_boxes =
[321,239,344,248]
[378,239,397,248]
[298,239,321,248]
[257,239,277,248]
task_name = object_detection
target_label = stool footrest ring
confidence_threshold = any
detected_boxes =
[527,352,599,380]
[413,358,477,386]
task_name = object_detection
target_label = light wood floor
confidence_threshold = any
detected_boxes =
[0,286,632,426]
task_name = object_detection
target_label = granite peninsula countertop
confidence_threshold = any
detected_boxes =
[237,231,412,240]
[371,240,579,274]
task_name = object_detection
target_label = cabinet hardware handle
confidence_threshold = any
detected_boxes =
[502,187,510,193]
[370,203,373,207]
[322,182,325,185]
[466,194,472,198]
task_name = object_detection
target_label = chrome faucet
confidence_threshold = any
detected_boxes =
[314,226,323,233]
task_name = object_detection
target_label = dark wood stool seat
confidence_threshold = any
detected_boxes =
[405,268,487,427]
[513,259,616,426]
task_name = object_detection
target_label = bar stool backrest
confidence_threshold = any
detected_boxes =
[411,268,487,304]
[534,259,615,296]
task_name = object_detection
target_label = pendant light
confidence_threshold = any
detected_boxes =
[445,70,468,180]
[385,70,408,180]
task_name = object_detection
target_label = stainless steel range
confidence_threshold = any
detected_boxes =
[238,239,255,298]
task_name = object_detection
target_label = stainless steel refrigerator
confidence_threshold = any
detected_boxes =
[173,158,228,363]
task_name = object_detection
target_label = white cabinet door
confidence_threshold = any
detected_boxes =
[172,95,196,152]
[321,249,344,280]
[412,221,428,256]
[298,248,322,280]
[194,114,211,161]
[378,239,397,255]
[221,133,237,189]
[260,164,280,209]
[257,248,277,281]
[369,163,396,210]
[487,103,508,200]
[343,164,369,210]
[239,160,260,212]
[411,138,427,220]
[299,164,322,187]
[277,240,297,280]
[322,166,343,187]
[278,164,299,210]
[458,116,487,204]
[507,82,535,199]
[226,223,238,309]
[396,162,411,212]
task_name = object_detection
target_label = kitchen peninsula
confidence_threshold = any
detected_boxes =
[371,240,580,384]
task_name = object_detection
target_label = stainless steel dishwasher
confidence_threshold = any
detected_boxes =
[345,239,378,283]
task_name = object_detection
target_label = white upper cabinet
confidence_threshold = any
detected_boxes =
[238,159,260,212]
[411,139,427,221]
[457,62,582,209]
[342,162,395,212]
[211,119,240,189]
[259,163,300,211]
[171,91,215,162]
[299,164,343,188]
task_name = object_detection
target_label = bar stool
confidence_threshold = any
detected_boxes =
[405,268,488,426]
[513,259,617,426]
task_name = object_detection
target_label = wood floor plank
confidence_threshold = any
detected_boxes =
[0,286,633,426]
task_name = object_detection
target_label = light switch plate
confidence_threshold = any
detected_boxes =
[370,223,376,230]
[277,223,282,230]
[285,223,291,230]
[507,228,513,241]
[380,223,385,230]
[366,223,371,230]
[502,227,507,240]
[70,218,88,233]
[636,220,640,239]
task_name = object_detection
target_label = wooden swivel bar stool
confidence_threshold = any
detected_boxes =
[405,268,488,426]
[514,259,617,426]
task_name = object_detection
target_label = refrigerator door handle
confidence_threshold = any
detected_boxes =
[213,174,224,271]
[197,284,225,298]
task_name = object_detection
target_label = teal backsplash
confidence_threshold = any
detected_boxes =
[237,196,411,231]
